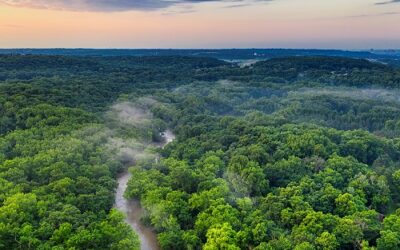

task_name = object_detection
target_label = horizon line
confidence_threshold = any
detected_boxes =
[0,47,399,51]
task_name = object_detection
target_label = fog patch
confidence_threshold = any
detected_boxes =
[107,137,156,165]
[290,87,400,104]
[110,97,158,128]
[113,103,152,126]
[224,59,260,68]
[238,59,260,68]
[103,97,166,167]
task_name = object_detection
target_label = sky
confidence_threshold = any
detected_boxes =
[0,0,399,49]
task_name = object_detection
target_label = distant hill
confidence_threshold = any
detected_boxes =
[0,48,399,61]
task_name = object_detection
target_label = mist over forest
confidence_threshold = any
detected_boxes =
[2,53,400,249]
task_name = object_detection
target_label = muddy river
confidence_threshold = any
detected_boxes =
[114,130,175,250]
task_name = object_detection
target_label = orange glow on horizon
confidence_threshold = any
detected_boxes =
[1,0,399,49]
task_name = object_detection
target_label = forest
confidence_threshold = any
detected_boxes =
[1,49,399,62]
[2,54,400,249]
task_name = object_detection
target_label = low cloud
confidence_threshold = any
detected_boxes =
[376,0,400,5]
[0,0,272,11]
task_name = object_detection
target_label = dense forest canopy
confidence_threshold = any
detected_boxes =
[2,54,400,249]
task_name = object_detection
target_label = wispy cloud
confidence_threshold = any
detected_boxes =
[161,5,197,15]
[223,3,252,8]
[375,0,400,5]
[0,0,273,11]
[346,11,400,18]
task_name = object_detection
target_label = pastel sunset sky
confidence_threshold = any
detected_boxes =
[0,0,399,49]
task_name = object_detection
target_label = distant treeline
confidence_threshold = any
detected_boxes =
[1,48,399,60]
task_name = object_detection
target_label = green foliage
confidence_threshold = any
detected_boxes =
[0,86,139,249]
[3,54,400,249]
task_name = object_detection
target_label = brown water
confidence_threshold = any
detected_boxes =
[114,130,175,250]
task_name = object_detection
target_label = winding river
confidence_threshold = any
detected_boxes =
[114,130,175,250]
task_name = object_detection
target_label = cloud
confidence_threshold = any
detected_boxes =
[346,11,400,18]
[0,0,272,11]
[375,0,400,5]
[223,3,252,8]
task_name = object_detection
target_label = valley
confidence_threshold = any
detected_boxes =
[1,54,400,249]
